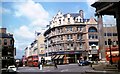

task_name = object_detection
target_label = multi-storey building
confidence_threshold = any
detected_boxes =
[44,10,99,64]
[24,33,45,66]
[103,25,119,63]
[0,28,16,70]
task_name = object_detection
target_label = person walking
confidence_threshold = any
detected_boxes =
[40,62,42,70]
[54,60,57,69]
[38,62,40,69]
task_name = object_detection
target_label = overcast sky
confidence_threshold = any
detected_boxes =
[1,0,116,59]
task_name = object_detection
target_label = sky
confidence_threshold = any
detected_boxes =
[0,0,116,59]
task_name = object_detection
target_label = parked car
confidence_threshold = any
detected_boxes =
[7,65,17,72]
[78,60,91,66]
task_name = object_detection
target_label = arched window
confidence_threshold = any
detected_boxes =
[88,27,97,32]
[4,39,7,45]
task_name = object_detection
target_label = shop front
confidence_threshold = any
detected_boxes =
[51,51,87,64]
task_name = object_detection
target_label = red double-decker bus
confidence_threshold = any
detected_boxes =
[27,55,38,67]
[106,46,119,63]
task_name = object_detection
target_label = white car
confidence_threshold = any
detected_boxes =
[7,65,17,72]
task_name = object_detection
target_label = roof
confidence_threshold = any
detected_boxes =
[63,13,80,18]
[0,33,13,38]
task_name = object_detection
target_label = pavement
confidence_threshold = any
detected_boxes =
[87,61,120,74]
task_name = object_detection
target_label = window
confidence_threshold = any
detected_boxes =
[60,28,63,33]
[4,39,7,45]
[77,26,82,31]
[113,33,117,36]
[70,35,72,39]
[92,35,94,39]
[67,27,72,31]
[68,18,70,22]
[95,35,98,39]
[88,27,97,32]
[66,27,69,31]
[67,35,69,39]
[77,34,82,39]
[10,38,13,45]
[104,33,107,36]
[107,33,112,36]
[67,35,72,40]
[69,27,72,31]
[116,41,119,45]
[61,36,63,40]
[0,39,1,45]
[80,43,82,48]
[89,42,98,46]
[59,19,61,24]
[71,44,73,47]
[105,41,107,45]
[89,34,94,39]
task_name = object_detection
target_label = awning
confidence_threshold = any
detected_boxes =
[89,55,92,57]
[54,55,60,59]
[51,55,56,59]
[59,55,64,59]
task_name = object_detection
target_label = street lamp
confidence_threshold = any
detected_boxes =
[108,39,113,65]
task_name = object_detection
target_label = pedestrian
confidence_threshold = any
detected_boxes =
[40,62,42,70]
[54,60,57,69]
[38,62,40,69]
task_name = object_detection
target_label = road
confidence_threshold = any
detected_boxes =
[9,63,118,74]
[16,63,93,72]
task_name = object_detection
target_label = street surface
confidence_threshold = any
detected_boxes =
[16,63,93,72]
[11,63,119,74]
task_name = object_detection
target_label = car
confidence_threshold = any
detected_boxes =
[78,60,91,66]
[7,65,17,72]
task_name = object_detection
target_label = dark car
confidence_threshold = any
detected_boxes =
[78,60,91,66]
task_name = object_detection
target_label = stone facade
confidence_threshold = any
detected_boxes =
[0,28,15,71]
[44,10,99,64]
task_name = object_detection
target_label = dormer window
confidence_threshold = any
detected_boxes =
[68,18,70,22]
[59,19,61,24]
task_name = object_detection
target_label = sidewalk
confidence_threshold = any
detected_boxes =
[88,61,120,74]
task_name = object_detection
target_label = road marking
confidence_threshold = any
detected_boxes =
[61,69,68,72]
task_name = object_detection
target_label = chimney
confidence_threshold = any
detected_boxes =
[0,28,6,33]
[79,10,84,19]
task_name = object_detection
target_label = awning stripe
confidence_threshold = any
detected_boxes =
[59,55,64,59]
[54,55,60,59]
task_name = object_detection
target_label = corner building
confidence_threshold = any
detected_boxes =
[44,10,99,64]
[0,28,15,70]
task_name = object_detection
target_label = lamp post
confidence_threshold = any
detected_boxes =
[108,39,113,65]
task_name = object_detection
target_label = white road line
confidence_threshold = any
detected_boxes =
[61,69,68,72]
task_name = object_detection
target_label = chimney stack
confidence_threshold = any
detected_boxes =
[79,10,84,19]
[0,28,6,33]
